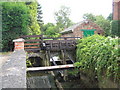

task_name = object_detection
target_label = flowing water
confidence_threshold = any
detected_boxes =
[27,72,57,89]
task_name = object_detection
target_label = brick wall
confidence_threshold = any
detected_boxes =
[113,0,120,20]
[61,21,104,38]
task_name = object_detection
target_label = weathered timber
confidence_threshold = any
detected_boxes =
[24,46,40,49]
[27,64,74,72]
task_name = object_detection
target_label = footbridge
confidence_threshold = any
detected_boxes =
[19,35,81,72]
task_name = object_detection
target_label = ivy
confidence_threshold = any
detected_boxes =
[75,35,120,83]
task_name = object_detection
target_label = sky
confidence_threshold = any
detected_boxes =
[38,0,113,24]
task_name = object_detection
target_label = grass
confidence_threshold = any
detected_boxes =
[0,51,12,55]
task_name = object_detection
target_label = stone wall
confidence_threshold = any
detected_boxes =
[2,50,26,88]
[1,38,26,88]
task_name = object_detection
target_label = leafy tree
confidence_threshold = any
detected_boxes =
[26,1,41,35]
[83,13,96,21]
[95,15,111,36]
[54,6,73,31]
[1,2,30,51]
[107,13,113,21]
[37,3,43,25]
[42,23,60,37]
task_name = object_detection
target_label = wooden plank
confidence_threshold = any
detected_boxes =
[24,43,40,46]
[25,39,41,42]
[24,46,40,49]
[27,64,74,72]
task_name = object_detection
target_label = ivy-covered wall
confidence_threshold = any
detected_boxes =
[111,20,120,37]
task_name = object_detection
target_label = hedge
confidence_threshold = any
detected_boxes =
[75,35,119,83]
[1,2,30,51]
[111,20,120,37]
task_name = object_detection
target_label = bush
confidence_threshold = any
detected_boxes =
[1,2,30,51]
[111,20,120,37]
[75,35,119,83]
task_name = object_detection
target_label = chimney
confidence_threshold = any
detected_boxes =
[113,0,120,20]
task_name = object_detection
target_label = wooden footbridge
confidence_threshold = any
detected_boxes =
[20,35,81,73]
[20,35,80,52]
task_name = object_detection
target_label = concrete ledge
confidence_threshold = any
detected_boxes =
[2,50,26,88]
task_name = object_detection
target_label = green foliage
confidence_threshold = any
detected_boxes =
[54,6,73,31]
[107,13,113,21]
[2,2,30,51]
[111,20,120,37]
[95,15,111,36]
[37,3,43,25]
[42,23,60,37]
[83,13,96,21]
[75,35,119,82]
[26,1,41,35]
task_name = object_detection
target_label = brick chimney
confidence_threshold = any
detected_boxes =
[13,38,25,51]
[113,0,120,20]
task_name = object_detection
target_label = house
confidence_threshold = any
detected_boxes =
[60,20,104,38]
[113,0,120,20]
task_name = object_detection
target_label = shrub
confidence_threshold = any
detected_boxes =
[1,2,30,51]
[75,35,119,83]
[111,20,120,37]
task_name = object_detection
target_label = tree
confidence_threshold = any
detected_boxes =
[83,13,96,21]
[54,6,73,31]
[37,3,43,25]
[1,2,30,51]
[25,1,41,35]
[95,15,111,36]
[42,23,60,37]
[107,13,113,21]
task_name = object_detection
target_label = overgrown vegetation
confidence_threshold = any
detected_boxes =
[1,2,30,51]
[1,1,41,51]
[75,35,119,83]
[111,20,120,37]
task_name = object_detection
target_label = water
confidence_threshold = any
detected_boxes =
[27,72,57,89]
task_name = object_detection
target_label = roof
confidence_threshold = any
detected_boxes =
[60,20,104,34]
[60,20,90,34]
[60,21,85,34]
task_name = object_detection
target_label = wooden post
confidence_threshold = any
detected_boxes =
[45,50,51,66]
[61,50,67,81]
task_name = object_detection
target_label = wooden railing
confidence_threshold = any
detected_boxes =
[20,35,81,51]
[20,35,43,51]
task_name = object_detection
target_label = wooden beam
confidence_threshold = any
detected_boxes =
[24,46,40,49]
[27,64,74,72]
